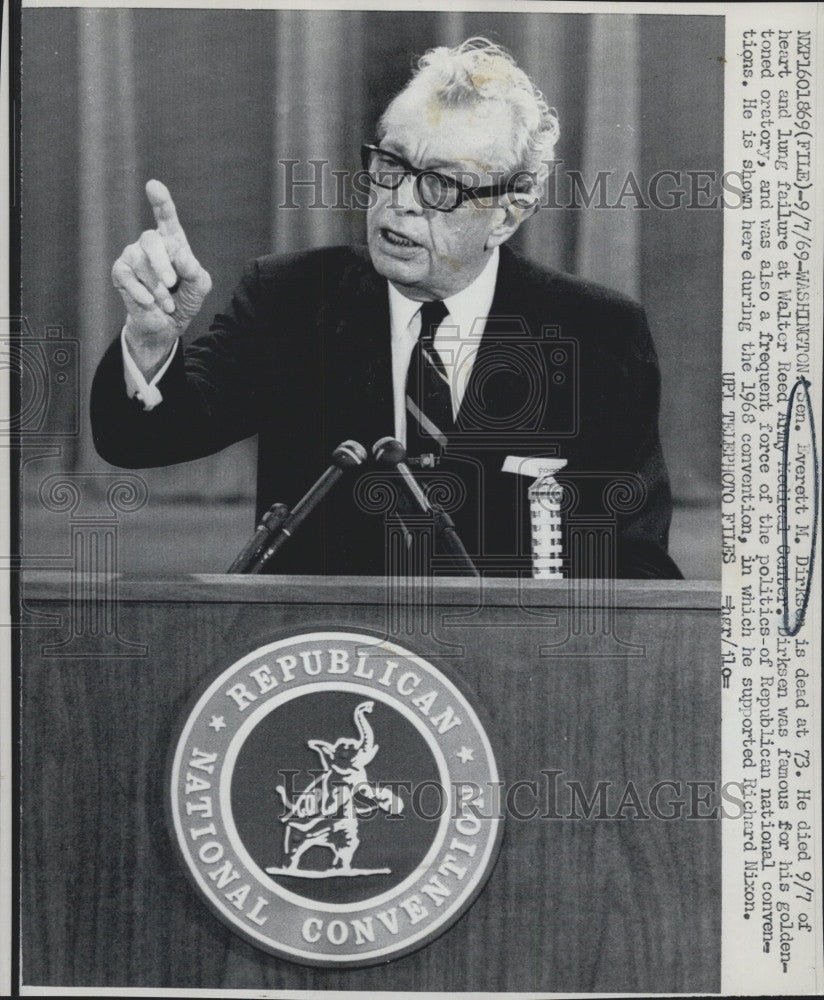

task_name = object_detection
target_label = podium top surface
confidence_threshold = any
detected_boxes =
[22,572,721,609]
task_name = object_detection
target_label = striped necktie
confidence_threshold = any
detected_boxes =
[406,299,453,454]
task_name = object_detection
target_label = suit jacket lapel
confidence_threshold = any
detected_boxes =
[319,245,559,447]
[457,244,535,433]
[319,249,394,447]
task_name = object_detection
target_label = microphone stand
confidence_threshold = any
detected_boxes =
[429,505,478,577]
[249,440,367,574]
[372,437,478,578]
[226,502,290,573]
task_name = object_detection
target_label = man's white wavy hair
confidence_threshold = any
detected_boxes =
[378,37,559,200]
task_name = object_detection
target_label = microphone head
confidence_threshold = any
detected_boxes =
[332,440,368,469]
[261,502,289,531]
[372,437,407,466]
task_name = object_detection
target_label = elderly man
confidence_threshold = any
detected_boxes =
[91,38,681,578]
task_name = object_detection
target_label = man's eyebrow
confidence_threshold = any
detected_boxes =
[424,159,467,172]
[380,140,410,160]
[381,141,464,174]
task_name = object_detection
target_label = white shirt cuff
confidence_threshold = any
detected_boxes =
[121,328,179,411]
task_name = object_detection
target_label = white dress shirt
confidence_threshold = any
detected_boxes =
[388,247,500,445]
[121,330,178,409]
[122,246,500,440]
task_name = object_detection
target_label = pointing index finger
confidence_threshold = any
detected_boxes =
[145,178,184,239]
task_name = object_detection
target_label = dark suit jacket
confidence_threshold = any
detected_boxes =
[91,244,681,578]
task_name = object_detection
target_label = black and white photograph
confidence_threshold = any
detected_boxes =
[4,1,822,997]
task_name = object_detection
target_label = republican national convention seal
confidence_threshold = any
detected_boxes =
[168,631,503,967]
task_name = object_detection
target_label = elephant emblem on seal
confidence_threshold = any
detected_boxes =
[268,701,405,877]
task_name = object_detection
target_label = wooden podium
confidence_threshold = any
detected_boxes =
[20,574,720,993]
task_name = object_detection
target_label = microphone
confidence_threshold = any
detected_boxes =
[249,440,368,573]
[373,437,430,513]
[372,437,478,577]
[227,501,290,573]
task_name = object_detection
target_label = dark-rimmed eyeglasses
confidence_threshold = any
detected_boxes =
[361,143,526,213]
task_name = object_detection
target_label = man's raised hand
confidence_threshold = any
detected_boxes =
[112,180,212,373]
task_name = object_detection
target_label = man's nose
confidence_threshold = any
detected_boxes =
[390,173,423,214]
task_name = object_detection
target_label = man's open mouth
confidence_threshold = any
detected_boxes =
[380,227,421,249]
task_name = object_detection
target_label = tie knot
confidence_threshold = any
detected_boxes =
[418,300,448,343]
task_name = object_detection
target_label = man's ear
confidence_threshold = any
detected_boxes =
[486,195,539,249]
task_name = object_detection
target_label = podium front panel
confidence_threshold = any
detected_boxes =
[20,576,720,993]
